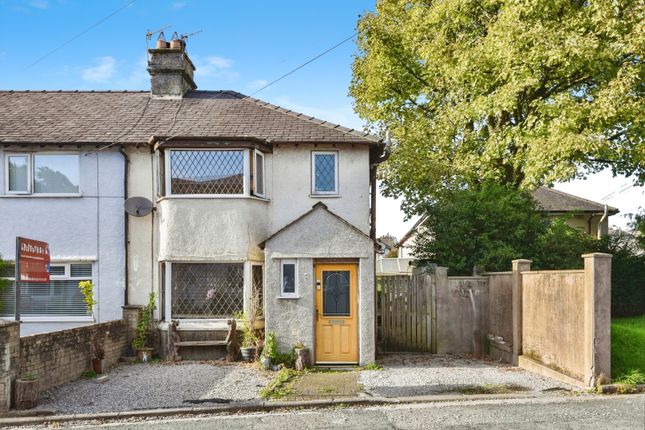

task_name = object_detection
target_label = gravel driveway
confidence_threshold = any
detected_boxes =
[36,362,270,414]
[360,354,580,398]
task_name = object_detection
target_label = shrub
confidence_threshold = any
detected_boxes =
[133,293,157,350]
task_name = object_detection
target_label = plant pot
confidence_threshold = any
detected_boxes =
[240,347,256,362]
[135,347,154,362]
[92,358,104,374]
[15,379,39,410]
[295,348,312,371]
[260,356,272,370]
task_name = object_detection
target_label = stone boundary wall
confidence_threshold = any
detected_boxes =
[521,270,586,381]
[19,320,127,391]
[517,254,612,387]
[435,274,489,355]
[0,319,129,413]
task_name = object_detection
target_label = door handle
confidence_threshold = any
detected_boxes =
[316,308,319,321]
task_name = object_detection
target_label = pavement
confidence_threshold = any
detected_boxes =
[4,394,644,429]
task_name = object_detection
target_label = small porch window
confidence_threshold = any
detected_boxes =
[280,259,297,297]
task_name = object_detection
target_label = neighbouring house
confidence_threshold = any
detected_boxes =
[379,187,618,274]
[0,40,384,364]
[0,127,125,335]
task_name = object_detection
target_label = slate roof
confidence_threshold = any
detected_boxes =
[0,90,381,145]
[531,187,618,214]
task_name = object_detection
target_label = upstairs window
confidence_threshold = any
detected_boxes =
[166,149,266,197]
[311,151,338,195]
[169,150,244,195]
[5,153,80,195]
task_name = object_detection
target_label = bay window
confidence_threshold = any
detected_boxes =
[166,148,266,197]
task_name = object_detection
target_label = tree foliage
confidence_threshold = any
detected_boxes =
[411,183,549,274]
[351,0,644,211]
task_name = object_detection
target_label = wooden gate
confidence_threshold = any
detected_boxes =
[377,274,436,353]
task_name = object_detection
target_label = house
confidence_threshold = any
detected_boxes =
[0,41,384,365]
[379,187,618,273]
[0,117,125,335]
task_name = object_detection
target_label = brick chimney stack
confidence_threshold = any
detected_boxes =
[147,32,197,99]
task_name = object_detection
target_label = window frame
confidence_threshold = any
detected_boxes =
[311,150,339,196]
[5,153,31,195]
[253,149,266,198]
[165,148,250,197]
[4,152,81,196]
[280,259,298,298]
[0,261,94,321]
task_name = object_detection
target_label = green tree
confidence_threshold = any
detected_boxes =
[411,183,549,274]
[351,0,644,211]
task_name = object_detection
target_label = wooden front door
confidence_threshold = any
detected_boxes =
[314,263,359,364]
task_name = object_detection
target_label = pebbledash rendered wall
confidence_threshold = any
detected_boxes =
[126,144,371,318]
[0,147,125,335]
[263,205,376,365]
[0,319,129,413]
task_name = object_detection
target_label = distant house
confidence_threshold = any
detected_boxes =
[378,187,618,274]
[0,40,386,365]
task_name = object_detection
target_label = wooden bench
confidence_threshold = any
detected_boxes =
[174,340,227,347]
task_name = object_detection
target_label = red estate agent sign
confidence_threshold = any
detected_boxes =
[17,237,50,283]
[14,237,50,321]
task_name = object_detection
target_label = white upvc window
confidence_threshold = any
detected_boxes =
[253,149,266,198]
[165,148,266,198]
[4,152,80,195]
[0,262,93,318]
[280,259,298,297]
[311,151,339,195]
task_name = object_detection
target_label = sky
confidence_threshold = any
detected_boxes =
[1,0,642,239]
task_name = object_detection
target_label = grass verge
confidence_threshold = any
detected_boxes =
[612,315,645,384]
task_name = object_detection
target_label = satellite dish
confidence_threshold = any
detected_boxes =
[124,197,153,217]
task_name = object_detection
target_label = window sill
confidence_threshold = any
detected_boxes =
[0,316,94,323]
[309,194,340,199]
[157,195,270,203]
[277,295,300,300]
[0,193,83,198]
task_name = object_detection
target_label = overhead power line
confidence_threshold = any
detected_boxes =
[249,32,357,96]
[25,0,137,70]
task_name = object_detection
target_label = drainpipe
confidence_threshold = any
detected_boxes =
[598,204,608,239]
[369,131,392,239]
[369,131,391,360]
[118,146,130,306]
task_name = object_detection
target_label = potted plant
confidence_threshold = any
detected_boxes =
[238,288,261,362]
[294,340,311,371]
[133,293,157,361]
[91,334,106,374]
[14,372,39,410]
[261,331,277,370]
[78,280,97,317]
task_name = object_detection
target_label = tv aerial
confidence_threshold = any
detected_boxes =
[124,197,154,217]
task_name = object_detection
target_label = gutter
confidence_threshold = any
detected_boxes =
[117,146,129,306]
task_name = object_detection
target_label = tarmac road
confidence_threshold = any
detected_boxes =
[52,394,645,430]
